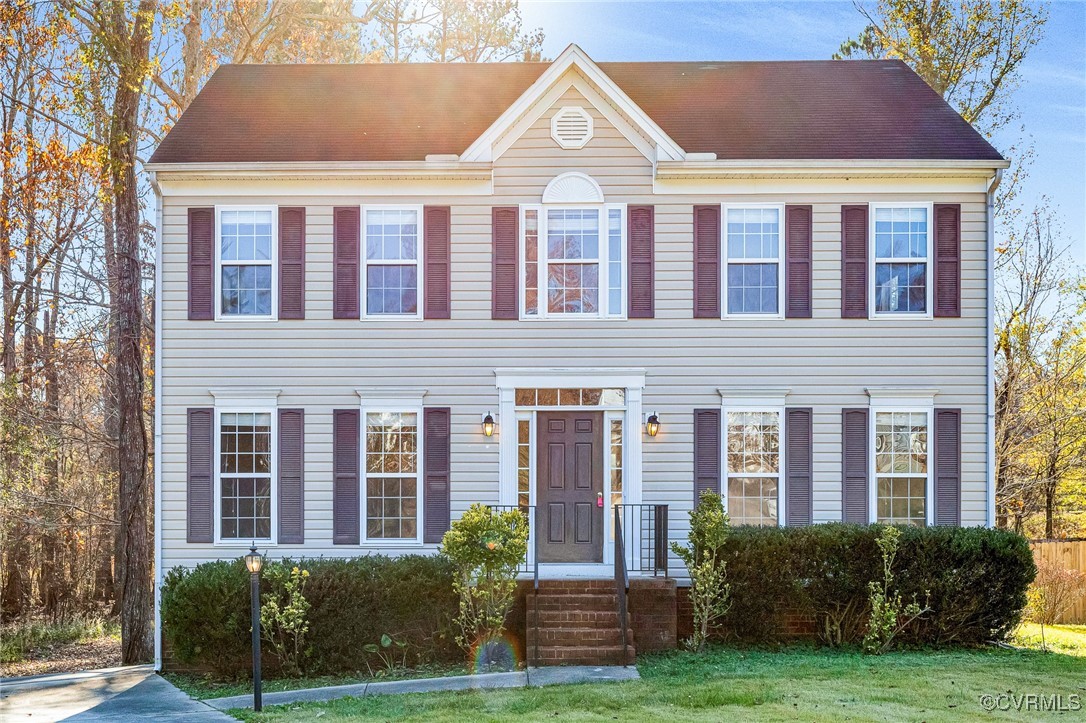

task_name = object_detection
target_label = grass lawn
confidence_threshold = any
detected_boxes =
[229,631,1086,722]
[166,662,469,700]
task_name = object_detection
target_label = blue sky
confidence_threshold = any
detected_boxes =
[521,0,1086,258]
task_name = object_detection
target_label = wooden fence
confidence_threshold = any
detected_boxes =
[1030,539,1086,624]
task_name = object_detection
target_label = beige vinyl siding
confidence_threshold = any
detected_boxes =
[158,85,990,569]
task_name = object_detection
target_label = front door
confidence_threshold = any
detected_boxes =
[537,411,604,563]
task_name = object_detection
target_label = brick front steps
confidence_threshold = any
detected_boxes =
[526,580,636,666]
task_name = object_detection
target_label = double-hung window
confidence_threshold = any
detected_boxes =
[363,410,421,541]
[521,205,625,319]
[217,411,275,541]
[724,409,782,526]
[873,410,930,526]
[363,207,422,318]
[724,205,783,317]
[872,203,932,315]
[217,207,276,318]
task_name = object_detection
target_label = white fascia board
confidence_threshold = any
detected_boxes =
[460,43,685,163]
[655,158,1011,180]
[146,160,492,179]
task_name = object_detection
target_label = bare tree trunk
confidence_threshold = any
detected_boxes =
[102,0,155,664]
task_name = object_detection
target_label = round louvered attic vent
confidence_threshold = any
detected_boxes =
[550,106,594,149]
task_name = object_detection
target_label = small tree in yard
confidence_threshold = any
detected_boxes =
[864,526,929,654]
[1025,558,1086,652]
[671,491,732,652]
[260,564,311,677]
[441,504,528,671]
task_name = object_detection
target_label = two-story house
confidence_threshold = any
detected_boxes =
[148,45,1008,667]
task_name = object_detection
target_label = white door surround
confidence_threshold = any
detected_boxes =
[494,368,645,576]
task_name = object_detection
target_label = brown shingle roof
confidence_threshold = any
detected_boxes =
[148,60,1003,164]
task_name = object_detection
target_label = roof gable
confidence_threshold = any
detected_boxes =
[460,44,685,163]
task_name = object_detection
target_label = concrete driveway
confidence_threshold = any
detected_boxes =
[0,665,234,722]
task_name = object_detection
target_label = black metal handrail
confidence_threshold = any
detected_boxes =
[614,504,669,577]
[613,506,630,666]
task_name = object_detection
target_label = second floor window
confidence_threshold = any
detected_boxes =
[873,204,931,315]
[725,205,782,316]
[364,208,421,318]
[219,208,275,317]
[522,205,625,319]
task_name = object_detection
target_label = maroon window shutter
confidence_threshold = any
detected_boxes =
[188,208,214,320]
[841,205,868,318]
[841,408,869,523]
[492,207,519,320]
[785,408,813,526]
[278,409,305,544]
[186,408,214,543]
[693,408,721,504]
[693,205,721,318]
[934,408,962,526]
[279,207,306,320]
[627,205,655,318]
[332,409,360,544]
[785,205,813,318]
[423,407,452,544]
[333,207,360,319]
[933,204,962,318]
[424,206,452,319]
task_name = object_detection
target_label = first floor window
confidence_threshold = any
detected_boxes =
[219,412,273,540]
[517,417,531,511]
[364,208,420,317]
[874,411,929,525]
[725,206,781,315]
[725,410,780,526]
[873,205,930,314]
[522,205,625,318]
[364,411,419,540]
[219,208,274,317]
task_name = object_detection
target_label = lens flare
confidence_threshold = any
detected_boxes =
[470,632,520,673]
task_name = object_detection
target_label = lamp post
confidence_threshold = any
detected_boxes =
[244,545,264,712]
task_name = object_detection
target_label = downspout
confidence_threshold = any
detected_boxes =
[151,172,164,670]
[986,168,1003,528]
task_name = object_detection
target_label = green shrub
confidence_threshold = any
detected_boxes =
[671,491,732,652]
[440,503,529,669]
[713,524,1034,647]
[161,554,459,678]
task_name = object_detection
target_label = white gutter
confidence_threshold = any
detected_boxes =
[143,160,493,180]
[151,172,164,670]
[986,168,1004,528]
[656,158,1011,180]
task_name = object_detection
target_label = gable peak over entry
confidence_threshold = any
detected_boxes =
[459,43,687,164]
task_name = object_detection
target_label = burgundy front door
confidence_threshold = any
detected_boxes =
[537,411,604,563]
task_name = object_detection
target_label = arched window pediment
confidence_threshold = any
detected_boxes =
[541,172,605,205]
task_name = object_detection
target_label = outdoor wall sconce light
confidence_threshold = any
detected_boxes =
[244,544,264,711]
[645,412,660,438]
[482,412,495,437]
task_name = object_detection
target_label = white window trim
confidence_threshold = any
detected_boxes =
[721,405,786,527]
[519,203,628,321]
[359,401,425,546]
[361,205,425,321]
[212,405,278,546]
[214,205,278,322]
[868,406,935,526]
[721,203,786,320]
[869,201,934,320]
